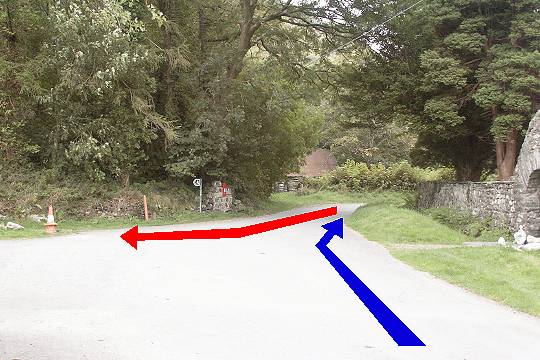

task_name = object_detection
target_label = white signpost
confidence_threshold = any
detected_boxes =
[193,178,202,213]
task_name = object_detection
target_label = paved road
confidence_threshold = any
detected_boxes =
[1,204,539,359]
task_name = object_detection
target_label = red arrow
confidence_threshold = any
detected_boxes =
[121,206,337,250]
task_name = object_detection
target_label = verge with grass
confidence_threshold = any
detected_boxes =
[269,190,406,209]
[345,204,470,245]
[0,190,397,240]
[0,211,244,240]
[393,247,540,316]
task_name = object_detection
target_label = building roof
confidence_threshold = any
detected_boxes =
[300,148,337,177]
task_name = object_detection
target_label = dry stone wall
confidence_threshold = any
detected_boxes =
[204,181,233,212]
[417,181,517,228]
[417,111,540,235]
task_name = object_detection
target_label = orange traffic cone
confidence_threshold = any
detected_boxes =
[44,205,58,234]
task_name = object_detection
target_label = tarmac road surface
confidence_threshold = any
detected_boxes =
[1,204,539,359]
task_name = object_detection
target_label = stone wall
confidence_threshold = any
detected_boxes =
[274,174,305,192]
[417,182,517,229]
[204,181,233,212]
[417,110,540,235]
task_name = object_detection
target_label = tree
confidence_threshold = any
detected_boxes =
[336,0,539,181]
[418,0,539,180]
[223,62,323,198]
[335,1,493,180]
[0,0,174,183]
[474,0,540,179]
[162,0,349,191]
[41,0,173,183]
[0,0,377,199]
[321,100,414,165]
[0,0,50,164]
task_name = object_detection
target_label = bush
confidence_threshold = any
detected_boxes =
[305,160,454,192]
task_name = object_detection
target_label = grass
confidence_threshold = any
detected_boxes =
[393,247,540,316]
[421,207,511,242]
[268,189,407,209]
[346,203,470,245]
[0,190,402,240]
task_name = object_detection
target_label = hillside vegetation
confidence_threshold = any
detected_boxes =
[2,1,538,207]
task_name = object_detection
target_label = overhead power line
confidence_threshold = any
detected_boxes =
[324,0,427,57]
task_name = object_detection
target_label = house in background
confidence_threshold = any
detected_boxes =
[276,149,338,192]
[301,148,338,177]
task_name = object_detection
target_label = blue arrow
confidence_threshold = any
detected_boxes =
[316,218,425,346]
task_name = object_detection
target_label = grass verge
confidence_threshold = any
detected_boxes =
[346,203,470,245]
[268,190,406,209]
[0,211,244,240]
[393,247,540,316]
[0,190,400,240]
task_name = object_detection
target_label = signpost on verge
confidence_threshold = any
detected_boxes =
[193,178,202,213]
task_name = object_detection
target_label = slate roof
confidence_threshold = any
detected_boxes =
[299,148,337,177]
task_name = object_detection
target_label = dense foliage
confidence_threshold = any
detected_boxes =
[0,0,337,199]
[1,0,539,205]
[338,0,539,180]
[305,160,454,191]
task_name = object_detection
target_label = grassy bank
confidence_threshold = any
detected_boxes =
[394,248,540,316]
[344,199,540,317]
[346,204,469,245]
[268,189,406,209]
[0,210,243,240]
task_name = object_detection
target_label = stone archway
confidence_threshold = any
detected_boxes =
[522,170,540,236]
[513,110,540,235]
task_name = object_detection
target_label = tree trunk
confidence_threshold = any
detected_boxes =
[226,0,260,80]
[496,129,518,180]
[217,0,260,124]
[122,173,130,187]
[157,0,175,118]
[51,125,60,167]
[197,6,210,89]
[4,2,17,45]
[226,25,254,80]
[198,6,208,58]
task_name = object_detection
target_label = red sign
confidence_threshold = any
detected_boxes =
[222,182,230,197]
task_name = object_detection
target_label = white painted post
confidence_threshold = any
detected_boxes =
[193,178,202,213]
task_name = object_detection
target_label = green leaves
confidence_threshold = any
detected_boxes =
[444,32,486,55]
[491,114,526,139]
[27,0,168,181]
[420,50,468,90]
[314,159,454,192]
[423,97,465,130]
[2,0,536,193]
